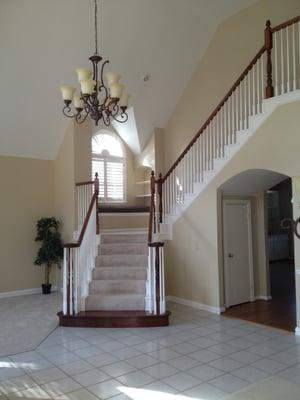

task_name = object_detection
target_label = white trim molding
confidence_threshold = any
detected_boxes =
[100,212,148,217]
[167,295,225,315]
[254,295,272,301]
[295,327,300,336]
[0,286,59,299]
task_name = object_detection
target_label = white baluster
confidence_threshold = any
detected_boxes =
[252,67,256,115]
[292,23,297,90]
[287,26,290,92]
[281,29,284,94]
[274,32,278,96]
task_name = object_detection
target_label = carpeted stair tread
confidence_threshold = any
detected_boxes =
[101,233,147,244]
[89,280,146,295]
[92,267,147,280]
[96,254,148,267]
[99,243,148,255]
[85,294,145,311]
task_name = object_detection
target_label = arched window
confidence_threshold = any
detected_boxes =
[92,131,126,202]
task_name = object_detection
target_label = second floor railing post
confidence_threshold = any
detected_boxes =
[157,173,163,224]
[265,19,274,98]
[94,172,99,234]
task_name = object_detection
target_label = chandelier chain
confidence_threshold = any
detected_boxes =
[94,0,98,54]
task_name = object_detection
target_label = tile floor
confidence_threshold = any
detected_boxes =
[1,302,300,399]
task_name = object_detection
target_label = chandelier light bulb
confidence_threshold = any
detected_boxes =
[110,83,124,99]
[80,79,96,95]
[76,68,92,82]
[119,93,130,107]
[106,72,121,87]
[74,94,84,109]
[60,85,75,101]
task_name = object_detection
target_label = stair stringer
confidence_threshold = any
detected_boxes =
[153,90,300,242]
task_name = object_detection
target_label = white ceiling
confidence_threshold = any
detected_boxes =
[220,169,288,196]
[0,0,257,160]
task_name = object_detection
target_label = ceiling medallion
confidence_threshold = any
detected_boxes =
[60,0,129,126]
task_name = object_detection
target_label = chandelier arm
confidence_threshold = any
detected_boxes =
[63,105,76,118]
[100,60,109,86]
[75,111,89,124]
[111,112,129,123]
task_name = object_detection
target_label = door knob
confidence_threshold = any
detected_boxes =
[228,253,234,258]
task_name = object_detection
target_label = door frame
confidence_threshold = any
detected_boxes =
[223,198,255,308]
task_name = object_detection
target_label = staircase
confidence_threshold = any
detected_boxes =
[86,232,148,311]
[59,15,300,328]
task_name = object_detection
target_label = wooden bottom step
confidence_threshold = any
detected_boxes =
[58,310,171,328]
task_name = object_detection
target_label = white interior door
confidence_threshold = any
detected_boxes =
[223,199,254,307]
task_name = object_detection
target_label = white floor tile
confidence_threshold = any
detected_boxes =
[126,354,158,369]
[188,365,224,381]
[190,349,221,363]
[210,373,250,393]
[0,375,37,395]
[113,347,142,361]
[148,348,180,362]
[55,387,99,400]
[42,377,82,396]
[59,360,94,376]
[73,368,110,386]
[231,365,269,383]
[167,355,199,371]
[29,367,67,385]
[228,350,262,364]
[183,382,227,399]
[86,353,119,368]
[142,363,178,379]
[100,361,136,378]
[117,371,154,387]
[208,357,244,372]
[251,358,287,373]
[162,372,199,391]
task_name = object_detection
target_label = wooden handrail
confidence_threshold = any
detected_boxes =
[272,15,300,32]
[65,173,99,247]
[163,45,266,181]
[76,180,95,187]
[64,193,97,248]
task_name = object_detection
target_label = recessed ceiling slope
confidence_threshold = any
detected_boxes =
[0,0,256,160]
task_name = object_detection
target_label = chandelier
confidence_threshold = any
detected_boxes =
[60,0,129,126]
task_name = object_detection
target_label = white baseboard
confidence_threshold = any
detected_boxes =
[254,295,272,301]
[167,295,224,315]
[295,327,300,336]
[0,286,59,299]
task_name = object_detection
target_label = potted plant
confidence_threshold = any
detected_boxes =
[34,217,63,294]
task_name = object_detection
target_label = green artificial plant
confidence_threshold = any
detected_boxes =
[34,217,63,285]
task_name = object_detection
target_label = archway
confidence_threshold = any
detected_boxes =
[218,169,296,332]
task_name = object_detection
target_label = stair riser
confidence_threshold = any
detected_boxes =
[89,281,146,295]
[93,268,147,280]
[85,296,145,311]
[101,234,147,244]
[96,255,148,267]
[99,244,148,255]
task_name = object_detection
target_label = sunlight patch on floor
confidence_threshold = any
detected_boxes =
[119,386,200,400]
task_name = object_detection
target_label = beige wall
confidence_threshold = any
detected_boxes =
[166,101,300,312]
[163,0,300,172]
[74,119,92,182]
[54,121,76,242]
[0,156,55,293]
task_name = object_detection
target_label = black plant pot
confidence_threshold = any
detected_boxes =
[42,283,52,295]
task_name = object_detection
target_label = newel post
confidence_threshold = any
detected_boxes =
[157,173,163,224]
[264,20,274,98]
[148,171,156,243]
[94,172,100,234]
